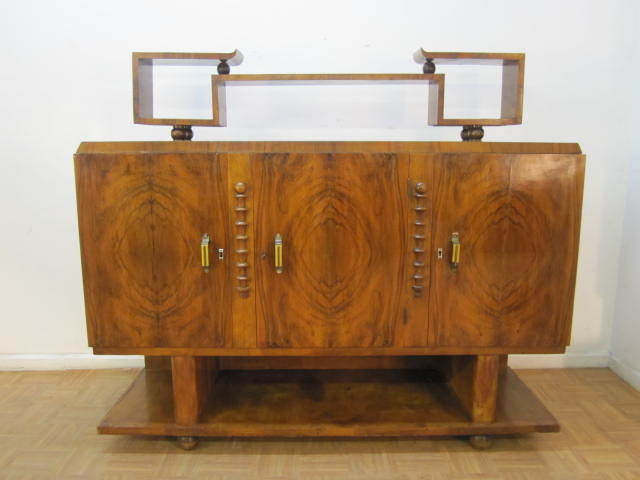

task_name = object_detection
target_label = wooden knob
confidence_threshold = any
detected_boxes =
[461,125,484,142]
[234,182,247,194]
[171,125,193,141]
[423,58,436,74]
[217,59,230,75]
[415,182,426,194]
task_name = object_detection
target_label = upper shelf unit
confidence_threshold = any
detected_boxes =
[131,49,525,140]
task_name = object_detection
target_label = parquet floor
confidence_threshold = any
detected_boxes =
[0,368,639,479]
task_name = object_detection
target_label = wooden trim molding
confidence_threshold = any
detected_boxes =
[92,346,567,356]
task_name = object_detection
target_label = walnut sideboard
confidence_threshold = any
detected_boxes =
[74,140,584,449]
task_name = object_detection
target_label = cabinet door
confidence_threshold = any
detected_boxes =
[75,153,231,347]
[430,154,584,348]
[251,153,432,348]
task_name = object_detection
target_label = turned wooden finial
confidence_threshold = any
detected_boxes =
[217,59,230,75]
[423,58,436,74]
[171,125,193,141]
[234,182,247,194]
[461,125,484,142]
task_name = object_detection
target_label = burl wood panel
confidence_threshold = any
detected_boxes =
[252,153,431,348]
[75,153,231,347]
[430,154,585,347]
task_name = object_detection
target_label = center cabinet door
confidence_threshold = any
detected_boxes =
[248,153,432,348]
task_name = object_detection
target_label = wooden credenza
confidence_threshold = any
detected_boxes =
[75,141,584,449]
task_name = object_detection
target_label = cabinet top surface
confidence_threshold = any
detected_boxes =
[76,141,582,155]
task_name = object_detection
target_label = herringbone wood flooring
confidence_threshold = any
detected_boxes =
[0,368,639,479]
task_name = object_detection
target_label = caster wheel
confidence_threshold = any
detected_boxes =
[176,436,198,450]
[469,435,493,450]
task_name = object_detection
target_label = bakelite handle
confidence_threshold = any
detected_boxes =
[201,234,211,270]
[450,232,460,271]
[274,234,283,274]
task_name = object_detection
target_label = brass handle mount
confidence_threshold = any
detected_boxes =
[450,232,460,271]
[274,233,283,274]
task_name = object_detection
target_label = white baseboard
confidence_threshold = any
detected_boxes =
[0,352,610,371]
[507,353,610,369]
[609,356,640,390]
[0,354,143,371]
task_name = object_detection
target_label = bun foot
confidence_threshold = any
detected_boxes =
[176,436,198,450]
[469,434,493,450]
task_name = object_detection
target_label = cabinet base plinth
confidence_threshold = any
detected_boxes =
[98,367,558,440]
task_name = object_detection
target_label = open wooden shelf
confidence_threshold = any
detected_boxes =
[210,73,443,127]
[99,367,558,438]
[413,49,525,126]
[132,51,243,126]
[131,49,524,133]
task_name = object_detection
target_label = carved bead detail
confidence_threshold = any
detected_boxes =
[171,125,193,141]
[412,182,427,297]
[234,182,250,297]
[461,125,484,142]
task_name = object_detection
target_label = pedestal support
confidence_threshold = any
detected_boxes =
[170,356,217,449]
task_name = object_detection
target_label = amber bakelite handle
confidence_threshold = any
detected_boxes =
[274,233,283,274]
[450,232,460,271]
[201,234,211,269]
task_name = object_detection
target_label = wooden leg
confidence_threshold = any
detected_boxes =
[498,354,508,373]
[447,355,500,423]
[144,356,170,370]
[170,356,217,449]
[176,436,198,450]
[469,434,493,450]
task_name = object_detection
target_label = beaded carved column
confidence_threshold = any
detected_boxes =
[227,153,256,347]
[233,182,250,298]
[412,182,427,297]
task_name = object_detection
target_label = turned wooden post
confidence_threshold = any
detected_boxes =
[447,355,500,449]
[448,355,499,422]
[171,356,216,450]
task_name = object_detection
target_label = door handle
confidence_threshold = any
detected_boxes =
[274,233,283,274]
[201,234,211,270]
[450,232,460,271]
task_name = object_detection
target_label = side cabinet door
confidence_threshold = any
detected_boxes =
[430,154,584,348]
[75,153,231,347]
[250,153,433,349]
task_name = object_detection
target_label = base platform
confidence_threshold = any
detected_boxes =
[98,367,558,438]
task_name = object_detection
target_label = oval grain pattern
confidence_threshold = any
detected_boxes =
[430,154,584,347]
[75,153,231,348]
[253,153,412,348]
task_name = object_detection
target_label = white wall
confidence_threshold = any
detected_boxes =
[0,0,637,369]
[611,42,640,388]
